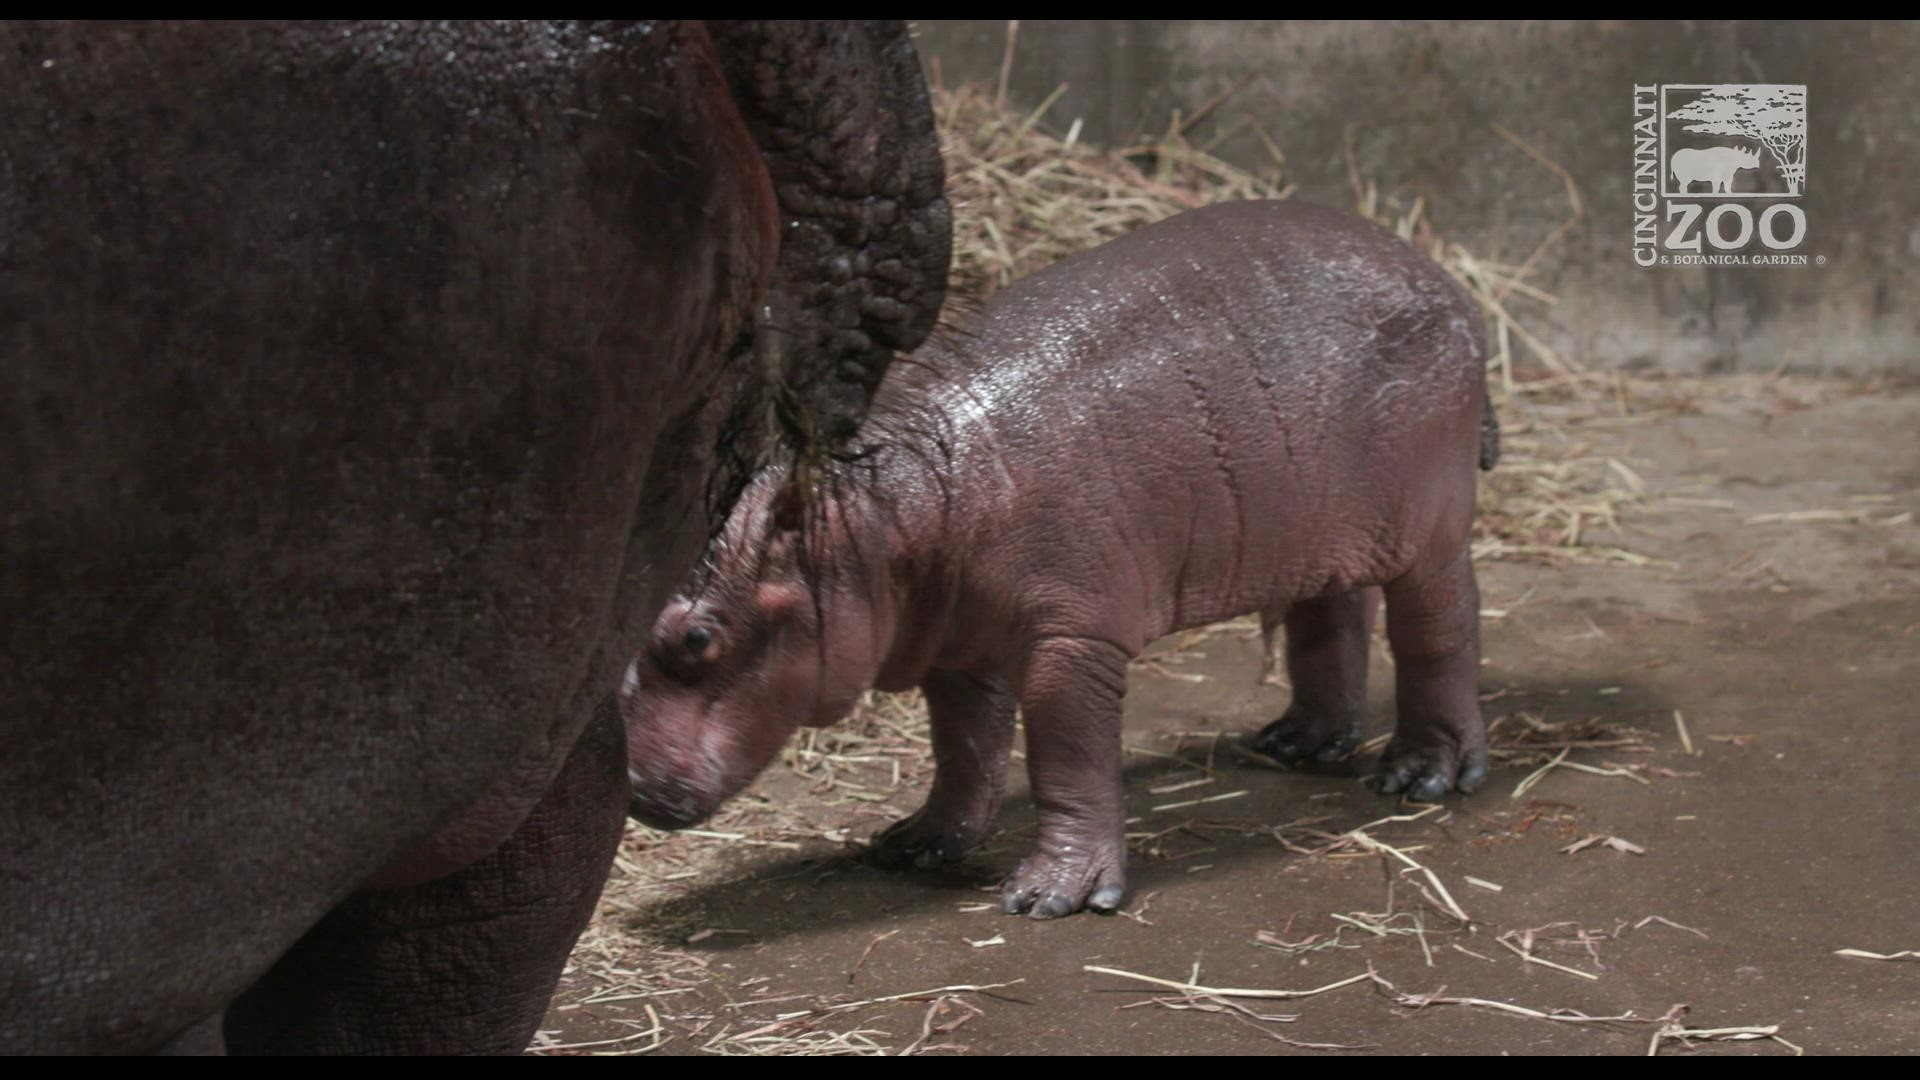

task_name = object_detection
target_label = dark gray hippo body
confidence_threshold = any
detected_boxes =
[621,199,1494,919]
[0,21,948,1053]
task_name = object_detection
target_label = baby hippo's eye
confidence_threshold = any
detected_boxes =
[657,618,726,681]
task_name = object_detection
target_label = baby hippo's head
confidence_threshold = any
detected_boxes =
[621,475,885,830]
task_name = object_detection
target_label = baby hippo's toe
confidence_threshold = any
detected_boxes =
[870,808,988,869]
[1000,849,1126,919]
[1250,705,1362,766]
[1374,736,1489,800]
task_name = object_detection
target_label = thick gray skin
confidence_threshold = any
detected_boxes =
[623,200,1492,920]
[0,22,948,1053]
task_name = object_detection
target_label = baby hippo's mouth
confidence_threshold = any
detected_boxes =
[626,769,716,831]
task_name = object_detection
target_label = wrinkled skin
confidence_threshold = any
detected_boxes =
[0,21,947,1054]
[624,200,1495,918]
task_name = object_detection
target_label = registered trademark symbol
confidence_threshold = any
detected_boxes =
[1815,254,1827,265]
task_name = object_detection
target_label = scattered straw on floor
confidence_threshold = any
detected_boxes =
[1834,948,1920,962]
[556,77,1856,1055]
[1085,963,1800,1056]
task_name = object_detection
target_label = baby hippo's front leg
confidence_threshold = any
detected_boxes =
[871,670,1017,868]
[999,637,1130,919]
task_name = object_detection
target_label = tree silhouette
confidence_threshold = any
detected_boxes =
[1667,85,1806,195]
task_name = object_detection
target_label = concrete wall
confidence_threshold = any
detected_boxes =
[913,21,1919,375]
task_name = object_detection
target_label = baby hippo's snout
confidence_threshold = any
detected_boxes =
[626,767,711,831]
[620,658,730,831]
[623,715,734,831]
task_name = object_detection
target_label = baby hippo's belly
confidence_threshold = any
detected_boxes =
[1142,446,1456,640]
[1046,364,1484,648]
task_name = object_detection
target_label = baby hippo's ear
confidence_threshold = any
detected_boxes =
[756,580,808,622]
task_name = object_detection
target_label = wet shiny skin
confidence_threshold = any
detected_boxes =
[624,199,1496,918]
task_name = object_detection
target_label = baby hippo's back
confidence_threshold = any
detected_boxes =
[889,199,1491,652]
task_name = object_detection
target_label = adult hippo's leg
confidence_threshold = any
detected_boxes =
[224,704,629,1055]
[157,1016,227,1056]
[872,670,1018,868]
[1251,588,1378,765]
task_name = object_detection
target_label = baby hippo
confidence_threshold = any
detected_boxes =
[623,199,1497,918]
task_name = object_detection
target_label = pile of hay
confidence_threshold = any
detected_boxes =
[937,82,1291,298]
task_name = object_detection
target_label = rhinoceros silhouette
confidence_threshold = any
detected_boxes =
[1670,145,1763,194]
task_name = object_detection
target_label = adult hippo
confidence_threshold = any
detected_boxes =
[0,21,949,1054]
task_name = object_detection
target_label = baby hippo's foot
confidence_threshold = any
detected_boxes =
[1000,842,1126,919]
[1374,733,1488,801]
[1249,705,1362,766]
[869,805,990,869]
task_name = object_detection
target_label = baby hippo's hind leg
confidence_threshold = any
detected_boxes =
[1379,547,1489,799]
[1250,589,1378,766]
[871,670,1017,868]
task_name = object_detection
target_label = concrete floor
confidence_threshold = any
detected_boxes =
[546,381,1919,1055]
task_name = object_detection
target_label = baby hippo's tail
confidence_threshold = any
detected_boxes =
[1479,386,1501,471]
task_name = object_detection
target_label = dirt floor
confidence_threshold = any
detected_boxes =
[538,380,1919,1056]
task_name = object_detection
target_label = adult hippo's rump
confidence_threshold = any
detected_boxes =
[0,21,949,1053]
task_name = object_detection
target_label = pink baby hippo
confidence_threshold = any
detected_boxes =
[622,199,1498,918]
